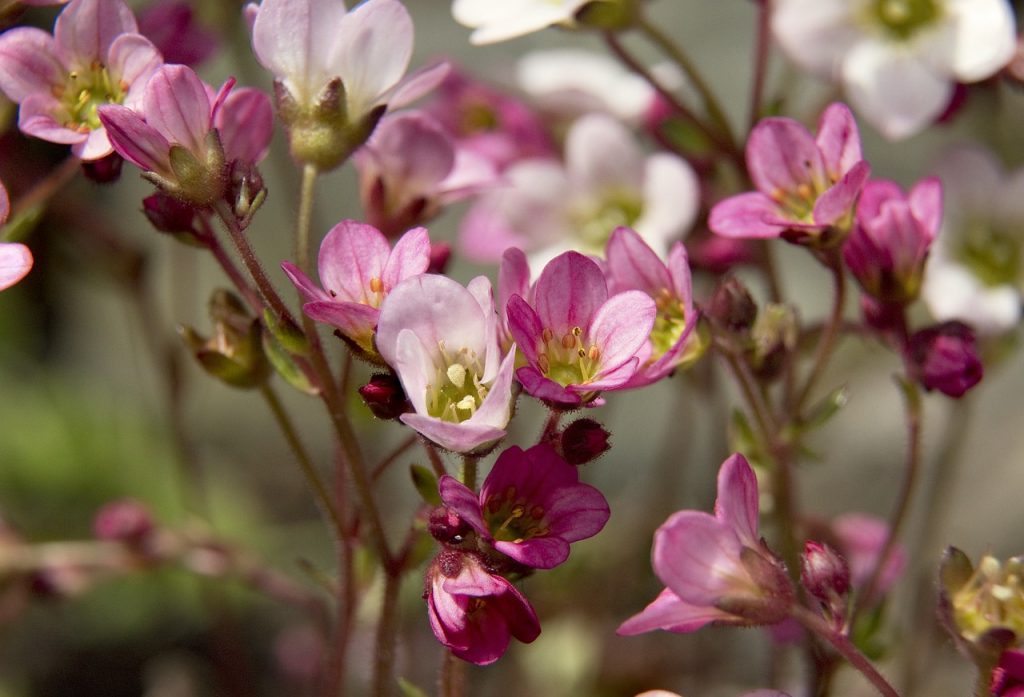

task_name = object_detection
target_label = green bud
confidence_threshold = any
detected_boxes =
[179,289,269,389]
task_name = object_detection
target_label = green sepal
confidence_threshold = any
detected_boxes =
[261,330,319,395]
[263,309,311,356]
[410,464,441,506]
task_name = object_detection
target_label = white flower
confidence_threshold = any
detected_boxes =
[451,0,588,45]
[458,113,699,272]
[772,0,1016,140]
[922,145,1024,334]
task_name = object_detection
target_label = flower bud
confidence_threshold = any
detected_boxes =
[802,541,851,600]
[81,153,123,184]
[559,418,611,465]
[708,276,757,333]
[907,321,983,398]
[92,498,154,544]
[227,160,267,226]
[179,289,270,389]
[749,303,797,381]
[142,192,200,239]
[427,507,472,546]
[358,373,409,420]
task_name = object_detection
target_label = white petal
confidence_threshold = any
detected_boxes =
[633,153,700,249]
[771,0,858,77]
[332,0,412,118]
[943,0,1016,81]
[922,260,1021,334]
[566,113,643,192]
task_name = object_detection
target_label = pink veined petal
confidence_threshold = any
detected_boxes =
[302,300,378,348]
[99,103,171,172]
[393,327,433,414]
[216,87,273,164]
[498,247,531,314]
[495,536,569,569]
[280,260,330,304]
[713,453,760,546]
[908,177,943,241]
[616,587,728,636]
[106,33,164,107]
[811,160,870,227]
[588,290,656,374]
[506,294,544,366]
[666,242,694,313]
[0,28,63,103]
[316,220,390,301]
[515,366,582,405]
[580,356,639,391]
[332,0,413,118]
[770,0,856,77]
[144,65,212,156]
[544,481,610,542]
[856,179,905,225]
[0,243,33,291]
[465,276,500,381]
[533,251,608,335]
[815,102,862,180]
[381,226,431,290]
[605,226,671,296]
[386,60,450,110]
[72,125,115,160]
[746,116,825,196]
[400,412,506,454]
[566,112,644,192]
[437,475,488,537]
[19,93,88,146]
[55,0,139,68]
[653,511,745,606]
[708,192,786,239]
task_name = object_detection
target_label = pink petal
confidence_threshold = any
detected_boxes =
[811,160,870,227]
[107,33,163,106]
[815,102,862,181]
[55,0,139,68]
[0,28,63,103]
[381,226,431,290]
[72,124,114,160]
[302,300,379,343]
[617,587,726,635]
[534,251,607,335]
[713,453,760,546]
[708,192,785,239]
[216,87,273,164]
[0,181,8,223]
[437,475,488,537]
[98,104,170,172]
[280,260,329,303]
[908,177,943,241]
[544,482,610,542]
[332,0,413,117]
[387,60,450,110]
[144,65,211,156]
[400,413,506,453]
[494,537,569,569]
[505,294,544,366]
[653,511,744,606]
[19,94,88,146]
[605,226,671,296]
[316,220,390,301]
[588,290,656,374]
[515,366,582,406]
[0,243,33,291]
[746,117,824,196]
[856,179,904,224]
[498,247,531,315]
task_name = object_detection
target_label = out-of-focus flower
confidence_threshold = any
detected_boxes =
[907,320,983,398]
[923,145,1024,334]
[618,454,792,636]
[844,177,941,304]
[461,113,698,270]
[992,648,1024,697]
[425,67,553,172]
[354,110,497,238]
[709,102,869,245]
[138,0,218,67]
[438,443,610,569]
[507,251,656,407]
[376,273,516,454]
[425,549,541,665]
[92,498,154,543]
[0,0,163,160]
[100,64,272,205]
[281,221,430,358]
[249,0,446,169]
[831,513,906,601]
[452,0,589,44]
[772,0,1016,140]
[0,181,32,291]
[604,226,703,387]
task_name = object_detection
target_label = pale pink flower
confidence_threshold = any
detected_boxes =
[618,454,792,636]
[0,0,163,160]
[506,251,656,407]
[604,226,701,387]
[709,103,869,243]
[376,273,516,453]
[425,550,541,665]
[452,0,588,44]
[282,221,430,358]
[0,181,33,291]
[832,513,907,600]
[438,443,610,569]
[461,113,699,271]
[772,0,1016,140]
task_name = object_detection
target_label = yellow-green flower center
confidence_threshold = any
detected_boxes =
[573,190,643,251]
[536,325,602,387]
[485,485,549,543]
[870,0,941,40]
[425,341,488,423]
[57,62,127,132]
[650,288,688,359]
[952,555,1024,641]
[958,222,1021,288]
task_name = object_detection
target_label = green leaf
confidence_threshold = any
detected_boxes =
[410,464,441,506]
[261,331,319,395]
[802,385,849,432]
[397,678,430,697]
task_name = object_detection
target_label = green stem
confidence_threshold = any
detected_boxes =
[791,605,902,697]
[461,455,478,491]
[296,164,319,275]
[198,214,264,314]
[795,257,846,413]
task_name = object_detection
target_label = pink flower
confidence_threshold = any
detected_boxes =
[604,226,702,387]
[438,443,610,569]
[0,0,163,160]
[282,221,430,358]
[0,181,33,291]
[709,103,870,244]
[376,274,516,453]
[906,321,984,398]
[425,549,541,665]
[99,64,272,205]
[618,454,792,636]
[831,513,906,601]
[354,110,497,238]
[137,0,218,67]
[844,178,941,304]
[993,648,1024,697]
[507,251,656,407]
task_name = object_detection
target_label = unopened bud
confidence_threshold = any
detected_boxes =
[81,153,123,184]
[559,418,611,465]
[180,289,269,388]
[428,507,472,546]
[907,321,983,398]
[359,373,409,420]
[228,160,267,225]
[142,192,199,239]
[801,540,851,602]
[749,303,797,381]
[93,498,154,544]
[708,277,757,332]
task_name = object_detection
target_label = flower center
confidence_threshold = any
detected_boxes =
[425,341,488,423]
[952,555,1024,641]
[460,102,499,134]
[56,62,127,132]
[871,0,940,40]
[573,190,643,252]
[536,325,602,387]
[650,288,688,359]
[958,222,1021,288]
[485,485,549,543]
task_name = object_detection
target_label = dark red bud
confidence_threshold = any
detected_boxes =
[143,192,198,236]
[428,507,472,545]
[81,153,123,184]
[801,540,851,601]
[359,373,409,420]
[708,276,757,332]
[92,498,154,543]
[560,418,611,465]
[907,321,983,398]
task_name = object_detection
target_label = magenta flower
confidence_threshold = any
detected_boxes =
[376,274,516,453]
[993,649,1024,697]
[604,226,702,387]
[99,64,272,204]
[906,321,984,398]
[507,250,656,406]
[438,443,610,569]
[354,110,497,238]
[282,221,430,357]
[843,178,941,304]
[0,0,163,160]
[425,550,541,665]
[618,454,792,636]
[709,103,870,243]
[0,182,33,292]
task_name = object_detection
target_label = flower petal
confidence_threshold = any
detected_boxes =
[400,412,506,453]
[143,64,211,155]
[216,87,273,164]
[533,251,608,335]
[709,192,785,239]
[617,587,727,635]
[332,0,412,117]
[605,226,671,296]
[713,453,760,546]
[588,290,656,374]
[381,225,431,290]
[0,243,33,291]
[633,152,700,248]
[746,116,824,195]
[98,103,171,172]
[943,0,1016,82]
[316,220,390,301]
[815,102,861,180]
[0,28,63,103]
[55,0,138,68]
[653,511,744,606]
[437,475,488,537]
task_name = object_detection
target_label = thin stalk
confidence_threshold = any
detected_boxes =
[259,384,345,542]
[635,13,738,153]
[439,651,466,697]
[795,258,846,412]
[371,568,403,697]
[197,214,264,313]
[791,605,902,697]
[296,164,319,275]
[747,0,772,131]
[421,440,448,478]
[713,336,777,438]
[8,155,81,223]
[461,455,478,491]
[324,450,356,697]
[539,410,563,444]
